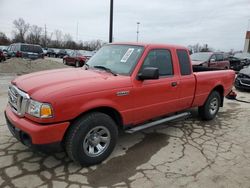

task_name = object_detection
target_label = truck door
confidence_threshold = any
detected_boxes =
[176,49,196,109]
[132,48,181,124]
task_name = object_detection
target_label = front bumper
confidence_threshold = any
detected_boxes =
[5,105,70,151]
[235,77,250,90]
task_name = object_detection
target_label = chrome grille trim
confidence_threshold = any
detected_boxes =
[8,85,30,117]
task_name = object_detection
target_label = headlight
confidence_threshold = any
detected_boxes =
[27,99,53,118]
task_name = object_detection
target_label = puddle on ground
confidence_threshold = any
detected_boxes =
[86,132,169,187]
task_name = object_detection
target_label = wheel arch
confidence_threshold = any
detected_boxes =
[62,106,123,146]
[211,85,224,107]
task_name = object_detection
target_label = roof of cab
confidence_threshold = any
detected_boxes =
[110,42,188,50]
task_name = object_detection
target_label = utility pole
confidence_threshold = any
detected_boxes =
[109,0,114,43]
[44,24,47,48]
[136,22,140,42]
[76,21,79,43]
[248,19,250,31]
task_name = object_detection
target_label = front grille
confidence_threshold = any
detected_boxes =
[8,85,30,117]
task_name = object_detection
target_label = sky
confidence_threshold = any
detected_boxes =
[0,0,249,51]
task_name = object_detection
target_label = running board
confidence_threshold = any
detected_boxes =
[125,112,191,134]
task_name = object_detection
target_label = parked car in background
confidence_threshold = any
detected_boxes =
[57,49,68,58]
[191,52,230,70]
[6,43,44,59]
[42,48,48,56]
[78,50,94,59]
[0,45,8,52]
[53,49,60,58]
[0,45,9,58]
[47,48,56,57]
[65,49,73,57]
[63,50,89,67]
[228,56,247,71]
[235,65,250,90]
[0,49,6,62]
[234,52,250,66]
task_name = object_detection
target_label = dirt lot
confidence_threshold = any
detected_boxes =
[0,57,67,75]
[1,59,250,187]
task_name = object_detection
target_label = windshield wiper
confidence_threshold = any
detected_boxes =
[93,65,117,76]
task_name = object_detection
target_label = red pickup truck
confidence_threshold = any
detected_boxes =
[5,43,235,166]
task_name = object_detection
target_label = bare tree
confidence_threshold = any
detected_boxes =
[83,40,105,51]
[26,25,42,44]
[53,30,63,47]
[12,18,29,43]
[64,33,73,42]
[0,32,11,45]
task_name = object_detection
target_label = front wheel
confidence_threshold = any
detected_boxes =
[65,112,118,166]
[198,91,221,120]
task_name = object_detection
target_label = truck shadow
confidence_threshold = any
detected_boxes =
[85,132,169,187]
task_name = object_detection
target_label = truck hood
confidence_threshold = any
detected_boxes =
[191,60,205,66]
[12,68,131,101]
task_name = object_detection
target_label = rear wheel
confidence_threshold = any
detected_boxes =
[198,91,221,120]
[65,112,118,166]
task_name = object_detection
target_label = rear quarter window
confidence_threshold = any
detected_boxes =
[177,49,192,75]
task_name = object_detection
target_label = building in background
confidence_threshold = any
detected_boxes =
[244,31,250,53]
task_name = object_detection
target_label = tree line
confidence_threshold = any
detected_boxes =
[0,18,105,51]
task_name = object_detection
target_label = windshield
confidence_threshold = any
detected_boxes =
[191,53,211,61]
[87,44,144,75]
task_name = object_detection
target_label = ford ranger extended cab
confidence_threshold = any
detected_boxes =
[5,43,235,166]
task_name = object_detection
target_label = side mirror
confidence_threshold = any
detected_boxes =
[210,58,216,62]
[138,67,159,80]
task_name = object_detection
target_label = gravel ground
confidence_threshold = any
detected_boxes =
[0,62,250,187]
[0,58,67,75]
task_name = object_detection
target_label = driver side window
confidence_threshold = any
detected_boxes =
[140,49,173,76]
[210,55,216,61]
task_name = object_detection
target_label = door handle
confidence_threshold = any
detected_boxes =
[171,82,178,87]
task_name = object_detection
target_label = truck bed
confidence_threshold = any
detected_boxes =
[192,69,235,107]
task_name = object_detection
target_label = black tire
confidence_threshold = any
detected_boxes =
[65,112,118,166]
[198,91,221,120]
